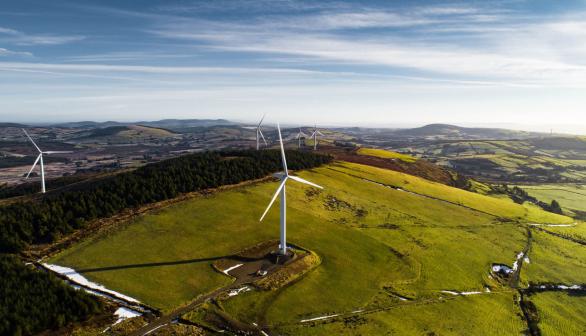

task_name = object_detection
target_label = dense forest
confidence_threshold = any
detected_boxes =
[0,150,332,253]
[0,255,103,336]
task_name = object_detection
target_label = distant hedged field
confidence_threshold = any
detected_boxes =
[0,150,332,253]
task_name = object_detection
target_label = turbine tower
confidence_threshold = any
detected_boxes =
[256,114,268,150]
[296,128,307,149]
[22,129,71,193]
[259,123,323,255]
[310,124,325,150]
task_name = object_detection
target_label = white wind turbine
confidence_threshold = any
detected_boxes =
[296,128,308,149]
[22,129,72,193]
[259,123,323,255]
[256,114,268,150]
[310,124,325,150]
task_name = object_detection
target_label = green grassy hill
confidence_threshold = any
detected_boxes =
[49,161,576,334]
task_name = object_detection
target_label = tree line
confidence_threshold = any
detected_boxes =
[491,184,564,214]
[0,150,332,253]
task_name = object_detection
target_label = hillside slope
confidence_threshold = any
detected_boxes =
[49,160,574,335]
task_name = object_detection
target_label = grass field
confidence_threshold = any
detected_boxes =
[50,161,575,332]
[357,147,417,163]
[522,230,586,285]
[276,292,525,336]
[529,291,586,336]
[518,184,586,214]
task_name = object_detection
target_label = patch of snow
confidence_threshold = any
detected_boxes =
[113,307,141,325]
[512,252,524,271]
[557,285,582,290]
[491,264,513,274]
[260,331,269,336]
[228,286,251,297]
[441,290,459,296]
[352,309,364,313]
[524,256,530,264]
[461,291,482,295]
[43,263,140,303]
[441,290,482,296]
[222,263,243,275]
[485,287,491,293]
[300,314,340,323]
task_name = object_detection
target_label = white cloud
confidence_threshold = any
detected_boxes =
[0,47,32,57]
[0,26,85,46]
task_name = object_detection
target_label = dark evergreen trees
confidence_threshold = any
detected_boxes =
[0,255,103,336]
[0,150,332,253]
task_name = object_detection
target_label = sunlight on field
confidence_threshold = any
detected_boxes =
[357,147,417,162]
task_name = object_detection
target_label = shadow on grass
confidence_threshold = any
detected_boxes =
[76,255,235,273]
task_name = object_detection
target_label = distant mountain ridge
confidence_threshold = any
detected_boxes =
[51,119,237,129]
[392,123,540,140]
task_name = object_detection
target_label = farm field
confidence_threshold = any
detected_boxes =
[394,138,586,183]
[276,292,525,336]
[50,161,576,332]
[522,230,586,285]
[529,291,586,336]
[518,184,586,214]
[357,147,416,162]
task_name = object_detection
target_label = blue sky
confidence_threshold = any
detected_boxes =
[1,0,586,132]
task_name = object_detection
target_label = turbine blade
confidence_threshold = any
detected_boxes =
[259,177,288,221]
[317,131,325,136]
[26,154,41,178]
[289,175,323,189]
[22,129,41,153]
[257,114,266,128]
[277,123,288,173]
[259,129,267,145]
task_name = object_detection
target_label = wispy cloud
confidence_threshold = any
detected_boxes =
[0,26,85,46]
[0,47,32,57]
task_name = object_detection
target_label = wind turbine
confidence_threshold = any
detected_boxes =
[310,124,325,150]
[256,115,268,150]
[259,124,323,255]
[22,129,72,193]
[296,128,308,149]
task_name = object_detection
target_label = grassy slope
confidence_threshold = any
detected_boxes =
[50,161,572,325]
[278,292,525,336]
[529,291,586,336]
[522,230,586,285]
[357,147,416,163]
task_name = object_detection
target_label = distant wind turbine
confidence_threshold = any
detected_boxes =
[22,129,72,193]
[256,115,268,150]
[259,123,324,255]
[296,128,308,148]
[310,124,325,150]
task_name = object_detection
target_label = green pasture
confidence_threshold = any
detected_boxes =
[357,147,417,162]
[50,161,573,323]
[530,291,586,336]
[518,184,586,214]
[522,230,586,285]
[276,292,525,336]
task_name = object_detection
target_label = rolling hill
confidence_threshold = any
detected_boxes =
[393,123,538,140]
[47,157,577,335]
